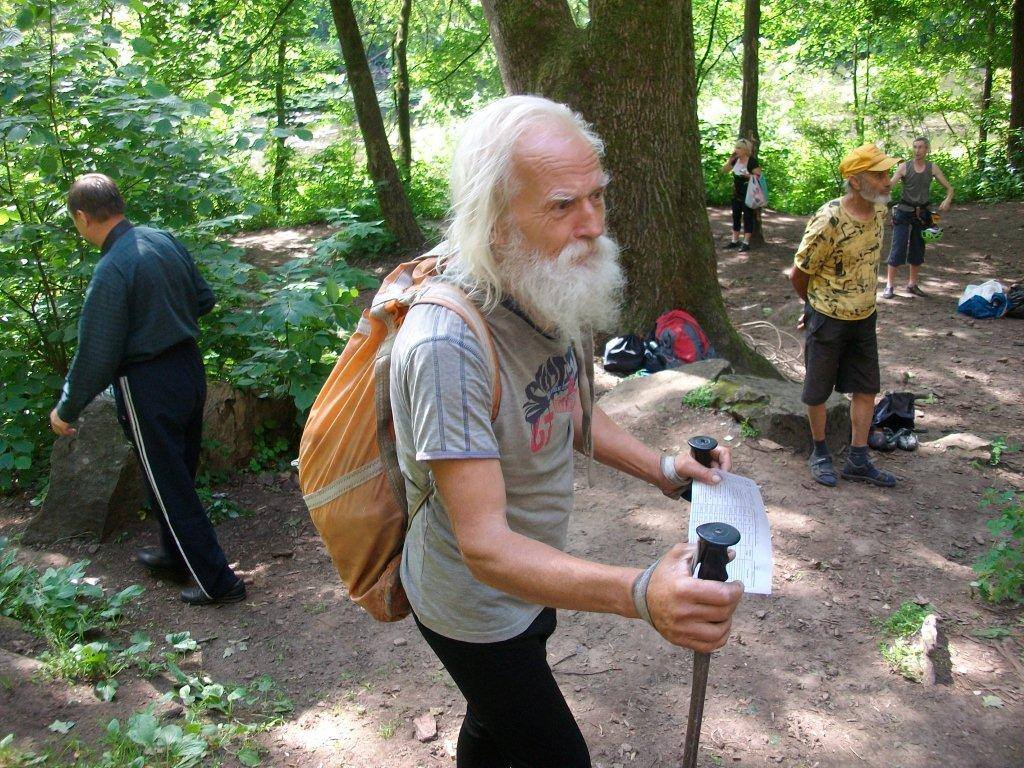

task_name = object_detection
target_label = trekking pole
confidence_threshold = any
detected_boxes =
[680,436,741,768]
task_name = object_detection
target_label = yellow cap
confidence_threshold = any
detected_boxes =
[838,144,899,179]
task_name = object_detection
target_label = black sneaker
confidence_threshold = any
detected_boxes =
[906,284,926,297]
[724,241,741,249]
[181,581,247,606]
[137,547,189,583]
[738,242,751,252]
[841,458,897,487]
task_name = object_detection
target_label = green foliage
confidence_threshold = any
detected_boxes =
[876,601,933,682]
[247,420,292,473]
[0,538,142,645]
[682,384,716,409]
[198,230,377,414]
[739,420,760,439]
[972,489,1024,604]
[196,487,252,525]
[987,437,1021,467]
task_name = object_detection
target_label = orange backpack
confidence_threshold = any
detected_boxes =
[298,246,500,621]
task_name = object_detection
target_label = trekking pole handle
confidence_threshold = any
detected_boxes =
[681,435,718,502]
[693,522,741,582]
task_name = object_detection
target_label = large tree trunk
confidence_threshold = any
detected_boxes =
[394,0,413,178]
[271,31,289,217]
[738,0,764,247]
[1011,0,1024,168]
[481,0,777,376]
[329,0,424,251]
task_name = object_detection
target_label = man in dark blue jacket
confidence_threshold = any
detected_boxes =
[51,173,244,606]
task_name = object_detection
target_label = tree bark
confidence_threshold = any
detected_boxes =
[1010,0,1024,168]
[480,0,777,376]
[272,31,289,216]
[851,44,864,144]
[329,0,424,251]
[738,0,759,148]
[394,0,413,177]
[738,0,763,247]
[979,7,995,167]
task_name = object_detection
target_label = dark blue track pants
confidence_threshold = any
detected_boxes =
[113,340,238,599]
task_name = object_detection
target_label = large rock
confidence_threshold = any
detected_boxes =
[201,382,297,474]
[597,359,733,418]
[708,374,850,454]
[24,394,146,545]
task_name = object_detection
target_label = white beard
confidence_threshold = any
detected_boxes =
[497,234,625,345]
[861,189,891,205]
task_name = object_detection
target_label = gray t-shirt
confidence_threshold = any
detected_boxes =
[391,300,578,643]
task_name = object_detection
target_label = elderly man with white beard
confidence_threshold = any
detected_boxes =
[388,95,744,768]
[790,143,900,490]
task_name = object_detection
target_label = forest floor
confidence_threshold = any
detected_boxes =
[2,202,1023,768]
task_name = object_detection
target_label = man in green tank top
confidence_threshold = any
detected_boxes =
[882,137,954,298]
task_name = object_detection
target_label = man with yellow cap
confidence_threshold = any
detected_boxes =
[789,144,898,488]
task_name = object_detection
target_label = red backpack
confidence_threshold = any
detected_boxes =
[654,310,715,364]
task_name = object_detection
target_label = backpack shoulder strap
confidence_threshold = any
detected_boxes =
[412,282,502,422]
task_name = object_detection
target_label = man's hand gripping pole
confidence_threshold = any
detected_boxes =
[680,436,741,768]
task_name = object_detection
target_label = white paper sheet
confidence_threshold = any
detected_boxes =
[687,471,773,595]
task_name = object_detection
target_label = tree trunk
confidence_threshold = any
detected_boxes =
[851,44,864,144]
[738,0,759,148]
[271,31,289,217]
[394,0,413,178]
[1010,0,1024,168]
[979,8,994,167]
[329,0,424,251]
[738,0,763,247]
[480,0,777,376]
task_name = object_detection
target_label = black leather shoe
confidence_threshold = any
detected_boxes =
[180,581,247,606]
[137,548,189,582]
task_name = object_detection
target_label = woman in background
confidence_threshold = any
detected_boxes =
[721,138,761,252]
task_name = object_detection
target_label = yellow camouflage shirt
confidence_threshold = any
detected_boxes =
[793,199,884,321]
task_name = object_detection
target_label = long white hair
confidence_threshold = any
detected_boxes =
[438,95,605,310]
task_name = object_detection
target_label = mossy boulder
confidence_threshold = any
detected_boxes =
[708,375,850,454]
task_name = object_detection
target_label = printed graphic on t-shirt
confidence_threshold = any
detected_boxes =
[523,346,578,453]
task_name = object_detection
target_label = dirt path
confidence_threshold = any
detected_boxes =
[2,203,1022,767]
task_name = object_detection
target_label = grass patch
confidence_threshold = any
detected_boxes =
[876,601,933,682]
[740,420,760,439]
[682,384,716,409]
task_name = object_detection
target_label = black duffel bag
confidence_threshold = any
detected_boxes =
[603,334,645,374]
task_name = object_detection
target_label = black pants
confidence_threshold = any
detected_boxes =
[731,197,755,233]
[415,608,590,768]
[113,340,238,599]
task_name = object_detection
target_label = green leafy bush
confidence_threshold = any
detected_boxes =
[198,231,377,415]
[972,489,1024,604]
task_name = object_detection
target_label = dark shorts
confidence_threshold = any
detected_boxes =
[802,306,880,405]
[887,206,932,267]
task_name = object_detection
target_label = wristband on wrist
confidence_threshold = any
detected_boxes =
[660,454,690,499]
[631,559,660,627]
